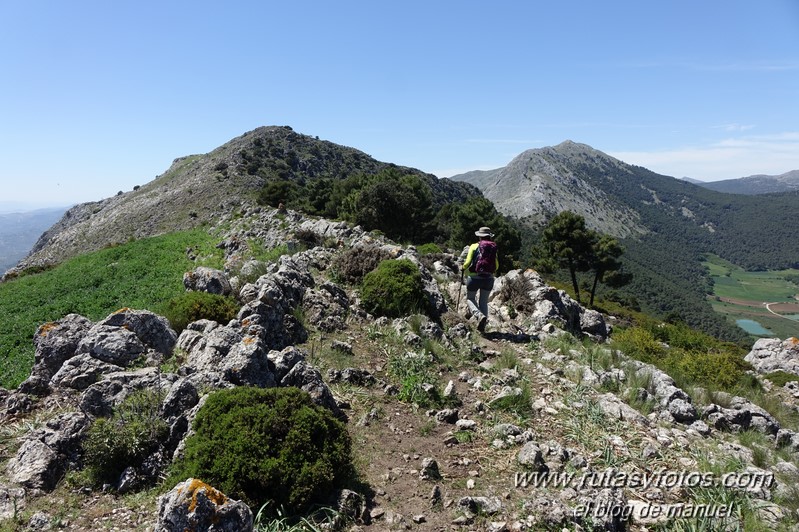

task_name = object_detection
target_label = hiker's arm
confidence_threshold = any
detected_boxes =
[462,244,477,270]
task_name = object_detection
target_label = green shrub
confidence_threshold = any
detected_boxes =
[169,387,353,514]
[162,291,239,332]
[664,349,749,390]
[765,370,799,387]
[416,243,442,255]
[82,389,168,486]
[360,259,427,318]
[611,326,663,363]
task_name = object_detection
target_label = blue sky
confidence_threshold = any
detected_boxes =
[1,0,798,209]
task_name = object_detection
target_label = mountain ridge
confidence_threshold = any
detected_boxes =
[12,126,479,274]
[698,169,799,195]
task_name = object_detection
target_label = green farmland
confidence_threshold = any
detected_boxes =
[704,254,799,340]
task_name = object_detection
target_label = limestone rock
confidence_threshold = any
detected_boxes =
[183,266,233,296]
[154,478,253,532]
[745,337,799,376]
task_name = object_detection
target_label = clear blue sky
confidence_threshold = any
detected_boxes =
[2,0,798,209]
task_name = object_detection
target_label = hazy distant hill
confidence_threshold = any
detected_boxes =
[0,207,67,274]
[698,170,799,195]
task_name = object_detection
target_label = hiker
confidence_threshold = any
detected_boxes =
[462,226,499,332]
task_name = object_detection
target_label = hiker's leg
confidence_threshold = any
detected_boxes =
[478,288,491,318]
[465,289,481,317]
[465,277,483,318]
[477,277,495,318]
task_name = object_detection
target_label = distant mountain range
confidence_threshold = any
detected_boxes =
[0,207,68,275]
[697,170,799,195]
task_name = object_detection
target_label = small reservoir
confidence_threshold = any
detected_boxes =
[736,319,772,336]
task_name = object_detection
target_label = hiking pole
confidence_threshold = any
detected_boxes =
[456,269,464,312]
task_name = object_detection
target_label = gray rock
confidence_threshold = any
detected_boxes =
[517,442,545,470]
[595,393,650,426]
[667,398,698,423]
[22,314,93,388]
[6,440,60,490]
[154,478,253,532]
[0,486,26,520]
[76,324,146,367]
[183,266,233,296]
[435,408,459,424]
[419,458,441,480]
[703,397,780,436]
[457,496,502,517]
[7,410,93,490]
[220,336,276,388]
[281,360,342,418]
[180,321,243,373]
[50,353,123,390]
[744,337,799,375]
[97,308,177,355]
[267,346,306,382]
[161,378,200,422]
[302,282,350,332]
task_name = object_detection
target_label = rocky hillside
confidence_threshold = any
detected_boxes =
[451,142,646,239]
[699,170,799,195]
[12,126,479,273]
[2,204,799,531]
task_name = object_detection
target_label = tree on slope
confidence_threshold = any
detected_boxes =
[536,211,596,303]
[587,234,628,306]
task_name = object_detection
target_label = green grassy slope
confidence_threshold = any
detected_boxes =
[0,228,223,388]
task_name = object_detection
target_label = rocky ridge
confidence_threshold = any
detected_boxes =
[1,206,799,530]
[8,126,478,276]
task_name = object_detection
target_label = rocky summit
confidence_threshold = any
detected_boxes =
[2,203,799,531]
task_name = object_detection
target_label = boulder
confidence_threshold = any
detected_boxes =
[183,266,233,296]
[302,281,350,332]
[154,478,253,532]
[96,308,178,355]
[50,353,123,390]
[281,360,342,418]
[703,397,780,436]
[744,337,799,376]
[21,314,93,390]
[76,325,146,367]
[595,393,650,426]
[6,412,91,491]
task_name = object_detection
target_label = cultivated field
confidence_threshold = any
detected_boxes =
[704,254,799,340]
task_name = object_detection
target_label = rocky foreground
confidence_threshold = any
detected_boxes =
[2,205,799,531]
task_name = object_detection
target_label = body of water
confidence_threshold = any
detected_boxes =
[736,319,772,336]
[785,314,799,321]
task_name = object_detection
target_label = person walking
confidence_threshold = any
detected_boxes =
[462,226,499,332]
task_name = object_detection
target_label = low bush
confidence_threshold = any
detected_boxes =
[82,389,167,487]
[360,259,427,318]
[611,326,664,363]
[162,291,239,332]
[416,243,442,255]
[764,370,799,387]
[169,386,354,514]
[330,246,391,285]
[498,274,535,314]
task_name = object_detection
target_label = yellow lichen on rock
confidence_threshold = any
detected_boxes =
[183,478,228,514]
[37,322,59,337]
